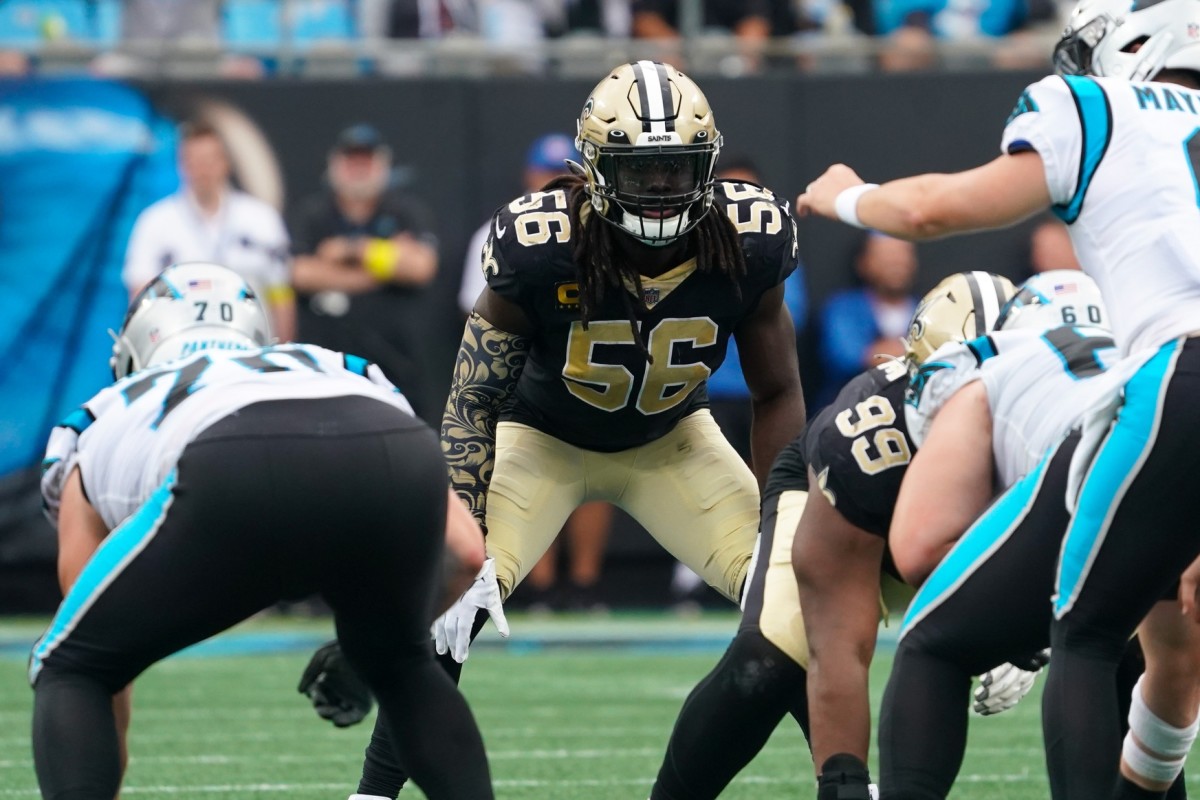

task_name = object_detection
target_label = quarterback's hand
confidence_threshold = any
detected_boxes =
[297,640,373,727]
[433,558,510,663]
[796,164,866,220]
[972,651,1049,716]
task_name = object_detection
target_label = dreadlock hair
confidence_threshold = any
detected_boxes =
[542,174,747,360]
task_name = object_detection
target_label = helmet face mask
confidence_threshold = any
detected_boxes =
[1053,14,1113,76]
[576,61,722,245]
[111,262,271,380]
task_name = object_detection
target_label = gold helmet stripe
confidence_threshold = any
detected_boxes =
[633,60,674,134]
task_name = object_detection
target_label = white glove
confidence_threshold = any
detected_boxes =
[972,651,1049,716]
[433,558,509,663]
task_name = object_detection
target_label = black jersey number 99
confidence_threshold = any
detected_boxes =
[834,394,912,475]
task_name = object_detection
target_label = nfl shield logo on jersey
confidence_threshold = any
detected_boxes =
[643,287,661,307]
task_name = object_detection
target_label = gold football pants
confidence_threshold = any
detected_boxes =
[486,410,760,603]
[742,489,914,668]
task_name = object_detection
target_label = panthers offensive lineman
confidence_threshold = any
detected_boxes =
[341,61,806,799]
[652,272,1015,800]
[799,1,1200,795]
[880,273,1191,800]
[31,263,493,800]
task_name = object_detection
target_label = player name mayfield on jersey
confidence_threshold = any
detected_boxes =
[482,180,798,452]
[41,344,413,530]
[766,358,914,541]
[1002,75,1200,355]
[906,325,1124,488]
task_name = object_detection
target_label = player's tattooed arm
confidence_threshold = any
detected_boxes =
[441,303,531,530]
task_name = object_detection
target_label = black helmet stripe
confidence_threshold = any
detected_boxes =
[654,62,676,132]
[964,270,1003,336]
[989,273,1012,315]
[633,60,673,134]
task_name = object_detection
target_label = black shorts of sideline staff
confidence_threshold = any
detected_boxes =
[29,395,494,800]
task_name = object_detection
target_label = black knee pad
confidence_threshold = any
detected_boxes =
[721,629,806,700]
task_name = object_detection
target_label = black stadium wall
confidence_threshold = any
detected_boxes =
[0,69,1050,611]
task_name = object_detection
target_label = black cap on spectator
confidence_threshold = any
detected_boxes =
[334,124,386,153]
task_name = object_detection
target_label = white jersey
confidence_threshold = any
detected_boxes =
[41,344,414,530]
[1001,75,1200,356]
[906,326,1122,488]
[123,189,291,301]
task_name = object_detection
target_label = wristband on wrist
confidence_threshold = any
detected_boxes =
[265,284,295,306]
[834,183,880,229]
[362,238,399,282]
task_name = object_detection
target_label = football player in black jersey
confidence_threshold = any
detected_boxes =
[791,272,1016,799]
[334,61,807,800]
[648,273,1015,800]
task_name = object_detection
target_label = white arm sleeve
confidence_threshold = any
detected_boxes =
[1000,75,1085,207]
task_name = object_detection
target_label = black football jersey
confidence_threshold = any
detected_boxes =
[483,180,798,452]
[765,359,915,539]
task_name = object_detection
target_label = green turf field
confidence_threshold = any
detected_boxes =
[0,612,1185,799]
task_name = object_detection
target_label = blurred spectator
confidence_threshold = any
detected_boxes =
[383,0,481,37]
[121,0,221,43]
[816,232,917,404]
[552,0,633,36]
[123,120,295,341]
[874,0,1059,71]
[380,0,559,41]
[632,0,796,71]
[794,0,875,36]
[289,123,439,415]
[461,132,614,613]
[671,155,808,610]
[91,0,265,78]
[632,0,794,39]
[1026,213,1081,276]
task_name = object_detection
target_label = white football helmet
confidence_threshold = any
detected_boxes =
[996,270,1109,333]
[1054,0,1200,81]
[111,262,271,380]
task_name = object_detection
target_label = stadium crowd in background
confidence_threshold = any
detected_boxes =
[1,0,1078,77]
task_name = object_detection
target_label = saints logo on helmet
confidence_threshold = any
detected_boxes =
[996,270,1109,333]
[574,61,722,245]
[111,262,271,380]
[1054,0,1200,80]
[904,271,1017,366]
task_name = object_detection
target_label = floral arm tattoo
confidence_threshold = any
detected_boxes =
[441,311,530,532]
